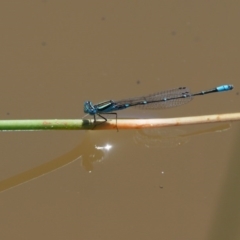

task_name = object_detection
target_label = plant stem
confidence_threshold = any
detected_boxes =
[0,113,239,131]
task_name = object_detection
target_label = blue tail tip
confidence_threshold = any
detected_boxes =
[217,84,234,92]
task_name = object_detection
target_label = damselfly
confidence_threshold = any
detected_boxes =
[84,84,233,126]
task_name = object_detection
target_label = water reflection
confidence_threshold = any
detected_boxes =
[133,123,231,148]
[134,128,190,148]
[82,142,112,172]
[0,123,230,192]
[179,123,231,137]
[0,132,113,192]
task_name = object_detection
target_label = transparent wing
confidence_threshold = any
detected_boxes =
[114,87,193,109]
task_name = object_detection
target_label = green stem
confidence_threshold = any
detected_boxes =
[0,119,93,131]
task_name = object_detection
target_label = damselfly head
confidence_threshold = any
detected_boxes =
[84,101,96,115]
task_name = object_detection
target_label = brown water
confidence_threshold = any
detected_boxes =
[0,1,239,239]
